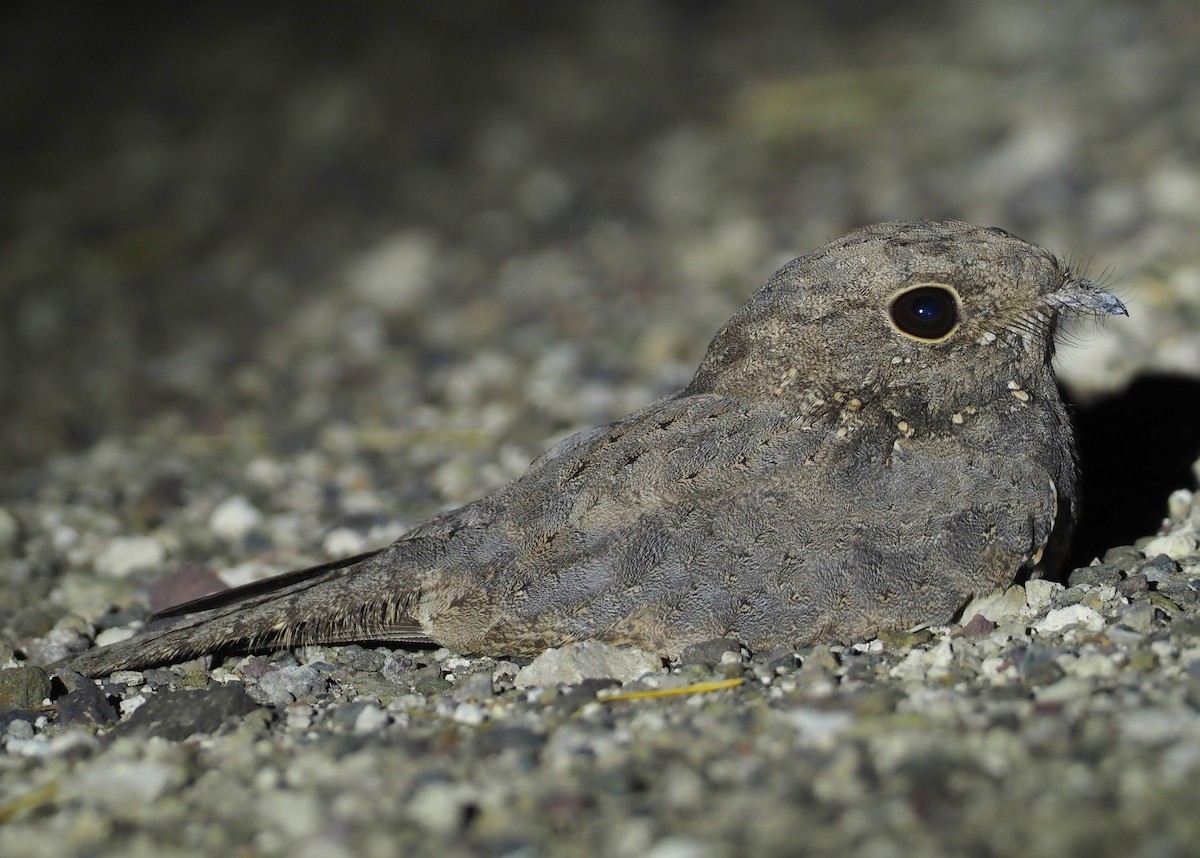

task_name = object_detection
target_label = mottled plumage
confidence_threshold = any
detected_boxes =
[64,220,1126,677]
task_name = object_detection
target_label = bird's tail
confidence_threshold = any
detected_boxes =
[57,549,431,677]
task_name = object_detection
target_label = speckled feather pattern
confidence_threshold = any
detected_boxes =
[63,219,1125,677]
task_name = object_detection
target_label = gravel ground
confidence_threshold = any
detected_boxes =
[2,3,1200,856]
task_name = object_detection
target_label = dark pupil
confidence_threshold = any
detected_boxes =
[910,295,942,321]
[890,286,957,339]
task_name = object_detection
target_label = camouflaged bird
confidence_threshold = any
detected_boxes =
[64,219,1126,677]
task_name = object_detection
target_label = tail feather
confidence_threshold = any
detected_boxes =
[58,549,431,677]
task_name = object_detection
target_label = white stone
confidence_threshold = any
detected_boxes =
[108,670,145,686]
[452,703,486,726]
[1143,521,1198,561]
[322,526,366,557]
[784,707,854,748]
[1033,677,1094,704]
[347,230,437,314]
[1023,579,1062,614]
[1033,604,1105,634]
[961,585,1026,622]
[95,536,165,578]
[353,704,390,736]
[1167,489,1194,522]
[71,760,184,804]
[119,694,147,716]
[94,626,137,648]
[407,782,479,835]
[514,641,663,688]
[1118,707,1200,745]
[645,836,715,858]
[209,495,263,541]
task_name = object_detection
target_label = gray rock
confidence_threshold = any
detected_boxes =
[1067,564,1123,587]
[0,666,51,709]
[253,665,328,706]
[1116,573,1150,598]
[1102,545,1142,569]
[1138,554,1181,583]
[452,670,495,702]
[1116,601,1156,634]
[94,535,165,578]
[678,638,742,667]
[514,641,663,688]
[112,684,262,740]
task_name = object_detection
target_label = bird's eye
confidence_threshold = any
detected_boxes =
[887,284,961,341]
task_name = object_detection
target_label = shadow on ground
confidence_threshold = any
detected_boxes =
[1067,374,1200,569]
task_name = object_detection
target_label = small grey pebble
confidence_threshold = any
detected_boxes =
[141,667,182,689]
[1137,554,1181,584]
[1102,545,1143,569]
[1053,586,1089,607]
[21,627,91,666]
[452,670,495,702]
[678,638,741,667]
[328,700,371,731]
[412,665,452,696]
[1156,582,1199,608]
[254,665,328,706]
[1067,564,1122,587]
[1116,573,1149,598]
[1014,647,1066,688]
[552,678,621,713]
[338,646,387,672]
[382,652,419,685]
[5,717,35,740]
[1116,601,1156,634]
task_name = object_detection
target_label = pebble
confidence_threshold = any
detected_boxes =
[69,759,186,806]
[1033,605,1106,634]
[352,703,390,735]
[94,536,165,578]
[1167,489,1194,523]
[0,666,51,708]
[1067,564,1123,587]
[451,670,495,702]
[347,230,438,314]
[406,782,479,835]
[322,526,366,556]
[514,641,664,688]
[1023,579,1061,613]
[112,684,261,740]
[94,626,138,648]
[961,584,1026,622]
[451,702,486,726]
[678,638,742,667]
[254,665,328,706]
[1033,676,1094,704]
[209,496,264,542]
[1143,522,1199,562]
[644,836,715,858]
[783,707,855,749]
[1117,601,1157,633]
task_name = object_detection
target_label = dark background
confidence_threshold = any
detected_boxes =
[2,2,1198,559]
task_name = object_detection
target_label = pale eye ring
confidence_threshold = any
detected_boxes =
[887,283,962,341]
